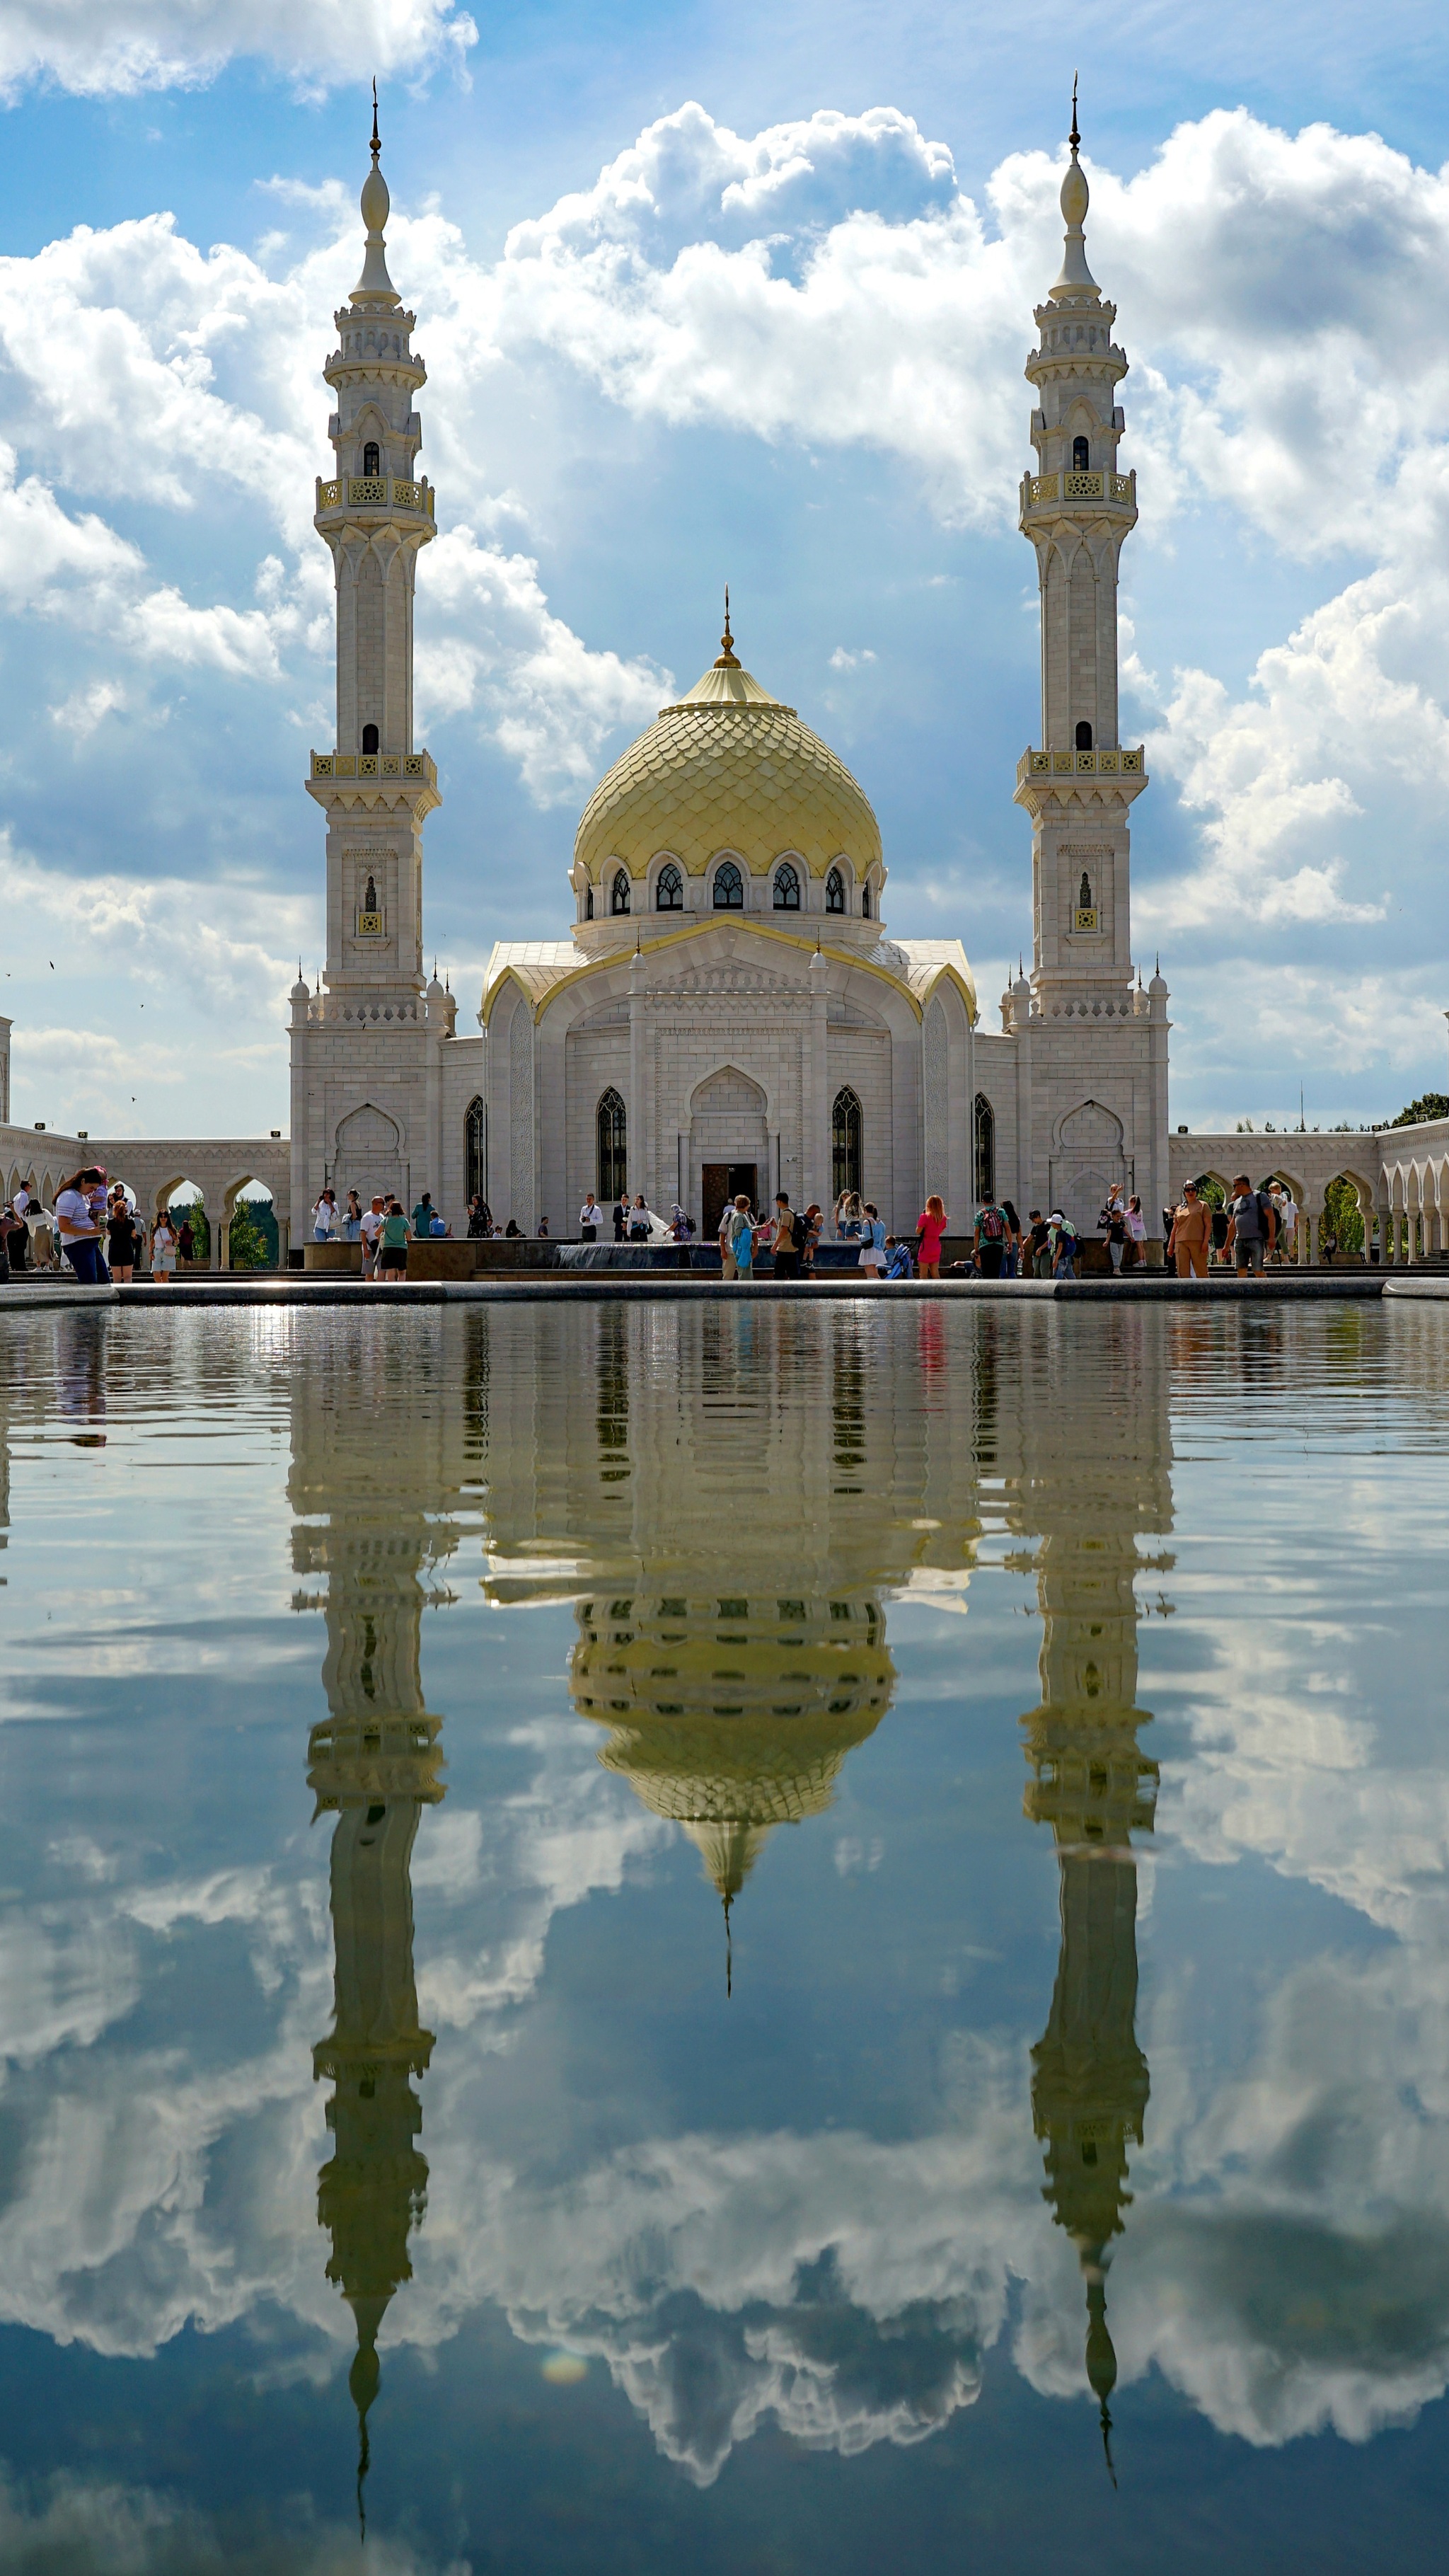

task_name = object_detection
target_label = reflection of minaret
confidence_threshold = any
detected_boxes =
[1010,1323,1170,2471]
[291,1331,462,2523]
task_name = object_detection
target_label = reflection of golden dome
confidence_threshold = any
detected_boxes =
[573,634,882,888]
[572,1585,890,1897]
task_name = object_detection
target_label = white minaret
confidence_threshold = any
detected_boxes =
[291,94,454,1229]
[1013,91,1147,1010]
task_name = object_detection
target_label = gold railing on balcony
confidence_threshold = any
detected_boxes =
[315,476,436,519]
[1024,469,1134,507]
[1017,745,1145,781]
[311,749,437,784]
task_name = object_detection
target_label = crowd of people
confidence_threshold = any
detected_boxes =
[0,1168,211,1285]
[1165,1175,1299,1277]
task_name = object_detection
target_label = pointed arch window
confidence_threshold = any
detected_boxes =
[584,884,594,919]
[712,860,744,910]
[362,723,379,754]
[611,870,630,916]
[1075,720,1092,751]
[860,881,871,919]
[656,862,683,910]
[363,441,381,477]
[596,1088,627,1202]
[1072,435,1089,471]
[831,1087,862,1201]
[773,861,800,911]
[826,866,845,914]
[973,1093,995,1204]
[464,1095,485,1205]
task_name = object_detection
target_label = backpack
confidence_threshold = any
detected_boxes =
[774,1207,796,1250]
[978,1204,1005,1241]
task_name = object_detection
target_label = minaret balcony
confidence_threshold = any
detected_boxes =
[1022,469,1133,508]
[311,749,437,784]
[315,473,435,520]
[1018,747,1144,781]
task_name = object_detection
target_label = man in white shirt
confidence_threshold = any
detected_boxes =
[359,1196,384,1279]
[1272,1188,1298,1264]
[579,1193,600,1241]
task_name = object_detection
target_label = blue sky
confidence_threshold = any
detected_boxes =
[2,0,1449,1139]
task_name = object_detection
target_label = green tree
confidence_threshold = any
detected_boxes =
[228,1195,277,1270]
[1190,1174,1226,1212]
[1390,1093,1449,1128]
[1320,1175,1365,1258]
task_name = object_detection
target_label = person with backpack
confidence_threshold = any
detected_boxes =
[1225,1173,1276,1276]
[883,1235,914,1280]
[974,1196,1008,1279]
[1049,1209,1079,1279]
[1099,1185,1128,1272]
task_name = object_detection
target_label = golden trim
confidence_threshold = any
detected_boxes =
[481,919,978,1029]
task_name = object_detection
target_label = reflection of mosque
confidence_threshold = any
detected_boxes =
[290,1333,468,2520]
[997,1315,1172,2464]
[484,1304,981,1952]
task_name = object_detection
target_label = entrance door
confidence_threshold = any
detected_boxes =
[701,1162,759,1241]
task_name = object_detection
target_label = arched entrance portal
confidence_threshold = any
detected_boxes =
[690,1066,770,1240]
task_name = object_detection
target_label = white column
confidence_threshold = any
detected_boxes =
[808,947,830,1218]
[628,944,647,1198]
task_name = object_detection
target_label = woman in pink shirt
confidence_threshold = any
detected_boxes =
[916,1194,947,1278]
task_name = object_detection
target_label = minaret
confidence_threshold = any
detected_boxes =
[294,93,450,1224]
[1013,91,1148,1011]
[1011,1322,1170,2471]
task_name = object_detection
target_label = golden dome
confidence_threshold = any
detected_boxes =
[574,622,882,888]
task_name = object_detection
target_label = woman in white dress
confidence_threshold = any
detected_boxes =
[150,1213,178,1282]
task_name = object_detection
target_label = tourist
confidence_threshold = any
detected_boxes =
[800,1204,821,1273]
[504,1218,521,1238]
[1099,1184,1128,1272]
[883,1234,914,1280]
[411,1190,435,1238]
[974,1195,1008,1279]
[1001,1198,1022,1279]
[536,1214,549,1238]
[177,1213,196,1269]
[612,1196,628,1243]
[628,1194,653,1243]
[376,1198,410,1277]
[669,1204,695,1242]
[1321,1219,1337,1265]
[467,1196,492,1238]
[0,1202,24,1279]
[916,1194,947,1280]
[1209,1198,1230,1266]
[1272,1185,1298,1265]
[5,1186,28,1272]
[1167,1183,1210,1279]
[1225,1173,1274,1276]
[835,1190,863,1242]
[858,1202,887,1276]
[149,1209,178,1282]
[772,1193,802,1277]
[55,1167,108,1284]
[725,1192,755,1281]
[359,1196,384,1278]
[1026,1210,1051,1278]
[106,1195,142,1283]
[1126,1195,1147,1267]
[1049,1210,1079,1280]
[342,1190,363,1242]
[578,1192,600,1241]
[311,1188,337,1243]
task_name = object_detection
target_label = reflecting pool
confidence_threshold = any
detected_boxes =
[0,1299,1446,2571]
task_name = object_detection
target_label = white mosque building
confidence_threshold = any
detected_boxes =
[0,108,1445,1265]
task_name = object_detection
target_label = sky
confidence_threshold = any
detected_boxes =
[1,0,1449,1139]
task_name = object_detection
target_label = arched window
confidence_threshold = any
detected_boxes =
[1072,435,1089,471]
[1075,720,1092,752]
[596,1088,627,1201]
[712,860,744,910]
[826,866,845,914]
[656,862,683,910]
[832,1088,862,1200]
[773,862,800,911]
[1079,870,1092,910]
[973,1093,995,1204]
[465,1095,485,1205]
[363,441,381,476]
[611,870,630,916]
[362,723,379,755]
[860,881,871,919]
[584,884,594,920]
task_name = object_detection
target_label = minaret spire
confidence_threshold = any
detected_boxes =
[1069,70,1080,154]
[715,585,739,669]
[371,75,381,160]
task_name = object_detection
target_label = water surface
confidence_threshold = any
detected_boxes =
[0,1300,1445,2572]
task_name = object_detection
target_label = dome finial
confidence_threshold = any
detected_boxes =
[352,81,400,308]
[1050,79,1097,299]
[1069,69,1080,156]
[715,585,740,670]
[371,75,381,162]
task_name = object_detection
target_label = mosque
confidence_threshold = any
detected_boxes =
[0,105,1444,1257]
[289,101,1172,1247]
